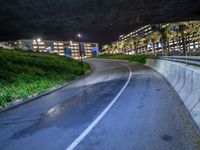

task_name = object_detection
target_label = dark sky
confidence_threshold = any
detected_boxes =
[0,0,200,45]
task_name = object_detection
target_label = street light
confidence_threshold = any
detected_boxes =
[37,38,41,43]
[77,34,81,38]
[77,33,83,63]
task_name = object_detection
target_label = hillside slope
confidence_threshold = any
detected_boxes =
[0,49,91,107]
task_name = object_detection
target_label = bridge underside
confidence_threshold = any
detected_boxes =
[0,0,200,42]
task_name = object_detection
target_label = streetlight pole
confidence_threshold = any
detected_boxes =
[77,34,83,64]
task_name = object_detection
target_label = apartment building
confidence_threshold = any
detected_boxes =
[1,39,99,59]
[119,25,153,41]
[118,24,200,55]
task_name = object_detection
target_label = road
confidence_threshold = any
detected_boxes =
[0,59,198,150]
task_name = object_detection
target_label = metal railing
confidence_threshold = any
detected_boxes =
[159,56,200,66]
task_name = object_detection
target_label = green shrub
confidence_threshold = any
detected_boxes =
[99,54,147,64]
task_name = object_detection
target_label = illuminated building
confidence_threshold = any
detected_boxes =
[1,39,99,59]
[118,24,200,55]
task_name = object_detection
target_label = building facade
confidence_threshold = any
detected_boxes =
[118,24,200,55]
[1,40,99,59]
[119,25,153,42]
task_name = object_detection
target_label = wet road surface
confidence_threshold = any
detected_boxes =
[0,59,199,150]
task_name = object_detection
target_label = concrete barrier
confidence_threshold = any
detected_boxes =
[146,59,200,129]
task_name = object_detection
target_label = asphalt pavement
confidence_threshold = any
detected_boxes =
[0,58,199,150]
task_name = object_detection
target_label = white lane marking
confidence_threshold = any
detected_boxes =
[66,62,132,150]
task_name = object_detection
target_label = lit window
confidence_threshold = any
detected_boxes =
[58,43,63,46]
[38,42,45,45]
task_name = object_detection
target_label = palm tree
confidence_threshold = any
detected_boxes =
[186,26,197,55]
[127,37,135,54]
[162,25,180,55]
[167,24,182,53]
[125,39,135,54]
[117,41,125,53]
[193,22,200,47]
[102,44,111,54]
[172,22,191,55]
[149,31,162,55]
[111,42,118,54]
[122,40,128,54]
[132,37,141,55]
[170,21,200,55]
[194,34,200,54]
[154,24,175,55]
[140,36,150,54]
[188,22,200,55]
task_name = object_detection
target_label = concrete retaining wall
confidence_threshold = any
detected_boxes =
[146,59,200,129]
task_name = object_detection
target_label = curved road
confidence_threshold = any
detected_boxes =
[0,59,198,150]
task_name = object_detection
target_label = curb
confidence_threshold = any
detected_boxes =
[0,63,94,113]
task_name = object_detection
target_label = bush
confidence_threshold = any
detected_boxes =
[99,54,147,64]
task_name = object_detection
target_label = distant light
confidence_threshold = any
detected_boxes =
[172,25,179,31]
[37,38,41,43]
[33,40,36,43]
[92,47,99,53]
[158,42,162,48]
[70,41,73,44]
[47,46,51,50]
[77,34,81,38]
[147,43,152,48]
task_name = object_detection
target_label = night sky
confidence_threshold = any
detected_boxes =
[0,0,200,45]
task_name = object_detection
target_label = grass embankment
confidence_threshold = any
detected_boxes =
[98,54,147,64]
[0,49,91,107]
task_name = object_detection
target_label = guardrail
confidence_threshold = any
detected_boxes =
[159,56,200,66]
